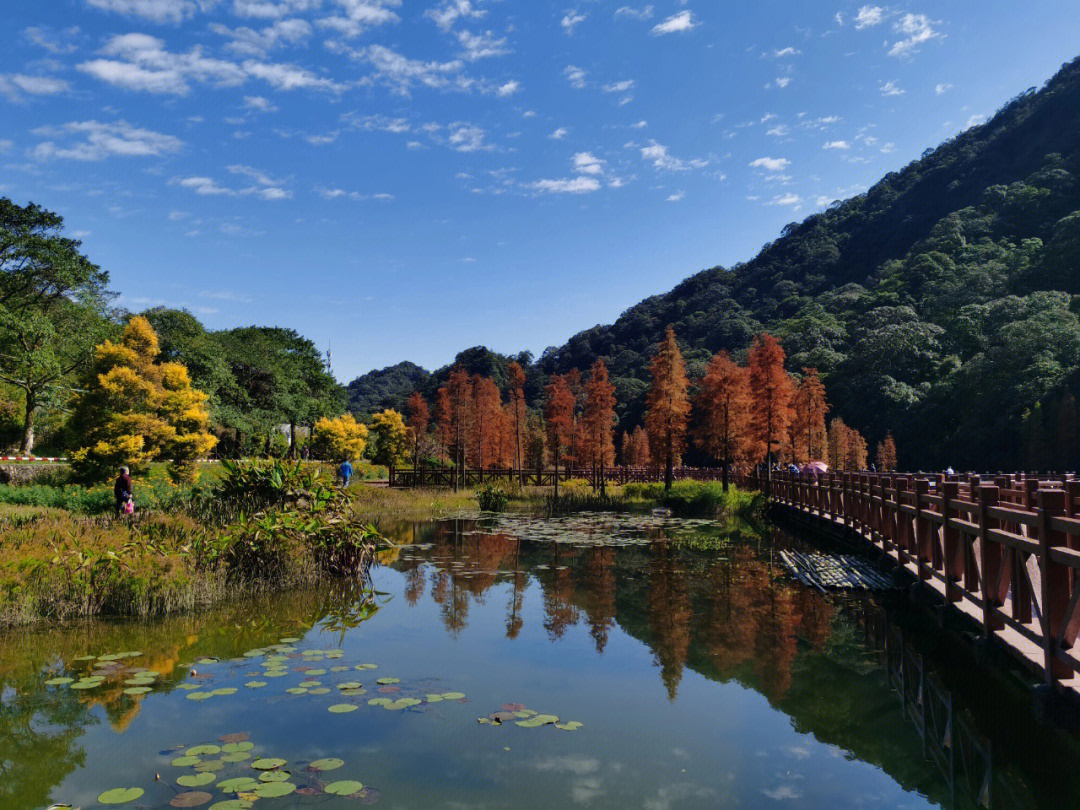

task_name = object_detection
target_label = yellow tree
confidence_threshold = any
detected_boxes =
[70,316,216,481]
[645,327,691,491]
[370,408,411,467]
[582,359,617,492]
[695,350,750,491]
[311,413,368,462]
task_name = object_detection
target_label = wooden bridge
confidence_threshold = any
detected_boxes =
[387,465,728,489]
[744,470,1080,695]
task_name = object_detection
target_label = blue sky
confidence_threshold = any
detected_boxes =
[2,2,1079,382]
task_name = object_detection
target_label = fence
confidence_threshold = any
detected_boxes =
[746,470,1080,692]
[388,466,730,489]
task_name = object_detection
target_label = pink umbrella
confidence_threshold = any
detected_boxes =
[802,461,829,476]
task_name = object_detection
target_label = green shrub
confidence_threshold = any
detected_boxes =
[476,484,509,512]
[623,481,766,519]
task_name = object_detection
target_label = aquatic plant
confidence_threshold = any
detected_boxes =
[476,483,509,512]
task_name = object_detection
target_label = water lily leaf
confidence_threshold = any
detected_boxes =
[425,695,443,703]
[377,686,400,694]
[328,703,358,713]
[279,637,300,644]
[195,760,225,773]
[252,758,286,770]
[555,721,584,731]
[196,658,219,665]
[325,651,344,659]
[367,697,391,706]
[211,688,237,696]
[262,670,287,678]
[515,719,545,728]
[532,714,559,724]
[217,778,258,793]
[477,717,492,725]
[309,757,343,771]
[221,741,254,753]
[253,782,295,798]
[172,756,200,767]
[177,683,201,691]
[375,677,400,685]
[242,650,265,658]
[490,711,516,722]
[441,692,466,700]
[338,688,365,697]
[177,772,216,787]
[97,787,144,804]
[330,666,350,673]
[305,669,327,676]
[308,687,331,695]
[338,682,363,690]
[187,745,221,756]
[170,791,213,807]
[221,752,251,763]
[70,680,102,690]
[258,770,290,782]
[244,681,267,689]
[45,677,75,686]
[355,664,377,670]
[125,677,155,685]
[324,780,364,796]
[286,687,308,695]
[299,680,321,687]
[124,686,152,696]
[186,692,213,701]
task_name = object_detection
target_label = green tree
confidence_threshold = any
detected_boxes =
[0,199,111,453]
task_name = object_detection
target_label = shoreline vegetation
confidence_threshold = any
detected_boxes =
[0,465,761,627]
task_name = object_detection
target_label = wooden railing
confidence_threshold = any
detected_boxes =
[388,466,730,489]
[743,470,1080,691]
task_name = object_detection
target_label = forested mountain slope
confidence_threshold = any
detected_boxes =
[349,55,1080,471]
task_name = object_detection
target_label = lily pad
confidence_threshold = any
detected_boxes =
[97,787,144,804]
[367,697,391,706]
[442,692,466,700]
[195,760,225,773]
[187,745,221,756]
[221,741,254,753]
[70,680,103,690]
[355,664,378,670]
[305,669,327,676]
[244,681,267,689]
[324,780,364,796]
[328,703,358,713]
[123,686,152,695]
[337,682,363,690]
[555,721,584,731]
[308,687,331,695]
[170,791,213,807]
[217,777,259,793]
[45,677,75,686]
[222,752,251,763]
[253,782,295,798]
[186,692,213,701]
[208,801,252,810]
[178,772,216,787]
[309,758,344,771]
[286,687,309,695]
[258,770,290,782]
[532,714,559,724]
[330,666,350,673]
[375,677,400,685]
[171,756,201,767]
[177,683,201,691]
[425,695,443,703]
[262,670,288,678]
[515,718,545,728]
[299,680,321,688]
[211,688,237,696]
[252,758,286,770]
[279,637,300,643]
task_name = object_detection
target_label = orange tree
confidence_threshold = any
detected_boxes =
[644,326,691,491]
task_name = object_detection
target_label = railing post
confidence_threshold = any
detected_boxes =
[893,477,909,555]
[915,478,931,580]
[942,481,962,602]
[977,485,1003,636]
[1037,488,1070,684]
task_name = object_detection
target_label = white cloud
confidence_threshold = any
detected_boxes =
[573,151,604,175]
[32,119,184,161]
[750,156,790,172]
[426,0,484,31]
[210,19,312,57]
[774,76,791,88]
[564,65,586,89]
[24,26,80,55]
[854,5,885,29]
[889,13,942,57]
[306,131,339,144]
[816,195,833,206]
[342,112,410,132]
[447,122,491,152]
[244,94,278,111]
[773,47,800,57]
[561,10,586,35]
[86,0,205,24]
[354,44,464,93]
[603,79,634,93]
[766,124,789,137]
[615,5,653,20]
[935,82,952,94]
[770,192,801,206]
[631,120,647,129]
[667,191,684,202]
[652,10,697,35]
[495,80,520,97]
[880,80,904,96]
[823,140,850,149]
[0,139,13,153]
[234,0,321,18]
[245,59,347,91]
[528,176,600,194]
[78,33,247,95]
[965,114,985,129]
[174,166,292,199]
[0,74,71,101]
[881,142,896,153]
[316,0,401,37]
[454,29,509,61]
[641,140,707,171]
[315,185,393,200]
[549,127,568,139]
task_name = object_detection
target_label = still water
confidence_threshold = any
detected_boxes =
[3,513,1079,810]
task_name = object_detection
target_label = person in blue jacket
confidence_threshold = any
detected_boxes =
[339,459,353,487]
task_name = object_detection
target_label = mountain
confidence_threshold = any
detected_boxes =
[346,361,430,416]
[347,55,1080,471]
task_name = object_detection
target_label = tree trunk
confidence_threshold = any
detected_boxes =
[664,450,674,491]
[19,392,36,456]
[553,453,560,500]
[289,421,297,458]
[600,462,606,496]
[721,461,729,492]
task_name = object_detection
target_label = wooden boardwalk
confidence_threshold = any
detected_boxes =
[743,470,1080,695]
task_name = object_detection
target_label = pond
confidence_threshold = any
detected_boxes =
[3,513,1079,810]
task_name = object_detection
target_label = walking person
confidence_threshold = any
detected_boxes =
[114,466,133,517]
[339,458,353,487]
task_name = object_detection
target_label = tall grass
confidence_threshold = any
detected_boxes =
[623,481,766,519]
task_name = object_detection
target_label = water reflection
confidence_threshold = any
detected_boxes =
[1,515,1078,810]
